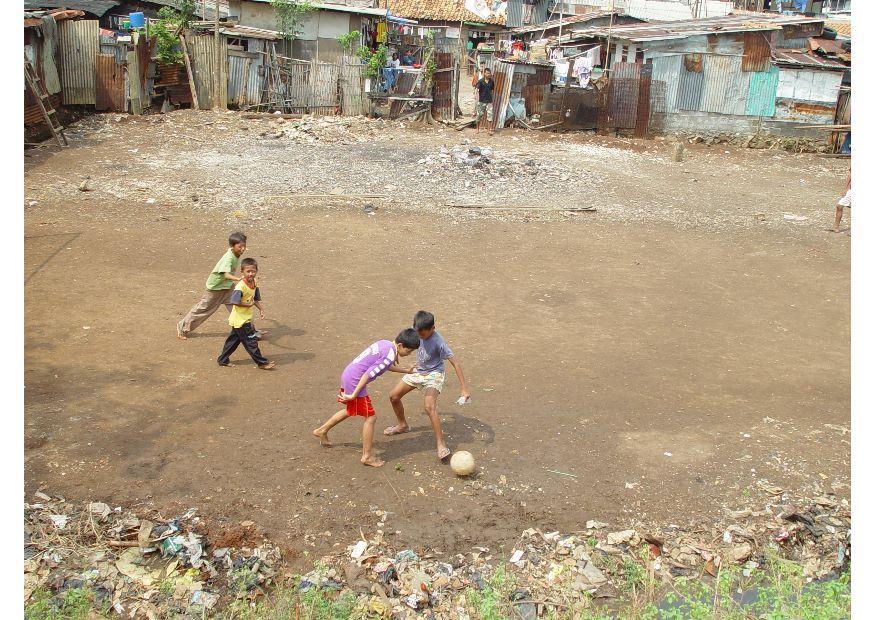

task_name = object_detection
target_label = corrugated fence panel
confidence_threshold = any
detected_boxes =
[649,54,681,112]
[59,19,98,105]
[246,40,265,106]
[677,64,704,111]
[746,66,778,117]
[228,51,258,108]
[700,55,748,116]
[95,53,126,112]
[188,34,227,109]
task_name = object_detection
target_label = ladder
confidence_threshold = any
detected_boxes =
[24,54,67,147]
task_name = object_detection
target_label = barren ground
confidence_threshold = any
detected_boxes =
[24,110,850,568]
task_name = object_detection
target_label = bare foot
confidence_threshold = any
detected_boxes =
[312,428,331,447]
[361,456,385,467]
[437,446,451,460]
[176,326,187,340]
[383,424,409,436]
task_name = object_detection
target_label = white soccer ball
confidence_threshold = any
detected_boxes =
[450,451,476,476]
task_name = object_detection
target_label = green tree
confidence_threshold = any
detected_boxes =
[271,0,314,41]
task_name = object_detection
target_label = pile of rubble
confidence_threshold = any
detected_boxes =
[252,113,391,146]
[24,492,281,617]
[681,132,832,153]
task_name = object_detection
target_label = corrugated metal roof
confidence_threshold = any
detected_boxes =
[24,0,118,16]
[577,14,825,43]
[382,0,505,25]
[509,10,618,34]
[773,48,846,70]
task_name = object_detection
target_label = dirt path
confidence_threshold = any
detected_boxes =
[24,112,850,566]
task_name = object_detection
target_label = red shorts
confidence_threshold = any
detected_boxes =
[338,390,375,418]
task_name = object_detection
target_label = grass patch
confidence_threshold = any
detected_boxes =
[224,586,358,620]
[25,588,98,620]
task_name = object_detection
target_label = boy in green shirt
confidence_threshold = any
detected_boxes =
[177,232,248,339]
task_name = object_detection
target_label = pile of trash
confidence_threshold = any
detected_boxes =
[290,483,849,618]
[409,145,566,185]
[24,492,281,617]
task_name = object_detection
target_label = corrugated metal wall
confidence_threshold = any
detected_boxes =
[742,31,772,72]
[506,0,550,29]
[227,50,263,108]
[746,66,779,116]
[676,64,704,111]
[649,54,681,113]
[59,19,99,105]
[700,55,748,116]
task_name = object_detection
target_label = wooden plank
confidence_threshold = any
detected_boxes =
[178,33,199,109]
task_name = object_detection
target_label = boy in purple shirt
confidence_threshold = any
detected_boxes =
[312,329,419,467]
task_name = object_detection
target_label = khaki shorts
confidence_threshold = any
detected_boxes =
[402,371,445,393]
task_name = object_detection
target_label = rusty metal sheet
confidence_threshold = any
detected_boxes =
[25,93,63,126]
[95,53,125,111]
[59,19,99,105]
[683,53,703,72]
[634,63,652,138]
[742,31,772,72]
[431,51,454,121]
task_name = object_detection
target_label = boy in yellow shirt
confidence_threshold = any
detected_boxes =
[217,258,275,369]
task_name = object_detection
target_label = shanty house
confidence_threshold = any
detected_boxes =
[575,14,849,136]
[228,0,387,62]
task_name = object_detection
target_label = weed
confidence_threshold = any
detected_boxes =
[25,588,94,620]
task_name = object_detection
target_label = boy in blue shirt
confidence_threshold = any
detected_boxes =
[383,311,470,460]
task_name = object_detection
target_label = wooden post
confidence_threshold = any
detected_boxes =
[127,50,142,114]
[178,32,199,109]
[213,0,221,109]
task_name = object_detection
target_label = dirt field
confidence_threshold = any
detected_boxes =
[24,111,850,567]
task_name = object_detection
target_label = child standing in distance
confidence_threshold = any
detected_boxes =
[217,258,275,370]
[313,330,420,467]
[384,311,471,461]
[178,232,249,339]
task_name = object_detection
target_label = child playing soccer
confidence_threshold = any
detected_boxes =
[313,329,420,467]
[384,311,470,460]
[178,232,250,339]
[217,258,275,370]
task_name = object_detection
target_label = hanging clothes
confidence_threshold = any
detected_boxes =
[39,15,62,95]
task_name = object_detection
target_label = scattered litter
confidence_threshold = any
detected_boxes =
[782,213,808,222]
[545,469,577,478]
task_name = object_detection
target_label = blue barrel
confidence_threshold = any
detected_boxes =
[129,12,145,28]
